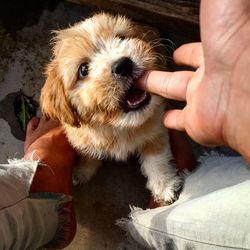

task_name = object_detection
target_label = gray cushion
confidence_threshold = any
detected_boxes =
[119,156,250,250]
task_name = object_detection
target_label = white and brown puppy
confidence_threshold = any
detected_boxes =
[40,13,184,204]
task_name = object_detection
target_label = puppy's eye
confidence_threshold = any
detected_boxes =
[118,35,126,40]
[78,63,89,79]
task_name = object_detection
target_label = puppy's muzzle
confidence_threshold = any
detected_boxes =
[112,57,151,113]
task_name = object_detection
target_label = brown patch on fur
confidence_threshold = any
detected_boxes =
[53,28,97,60]
[133,24,167,68]
[40,63,80,127]
[134,115,156,135]
[79,107,119,125]
[96,110,119,125]
[142,134,166,156]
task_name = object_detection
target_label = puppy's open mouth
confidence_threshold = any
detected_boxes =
[121,86,151,112]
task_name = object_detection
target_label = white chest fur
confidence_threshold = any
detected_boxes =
[64,113,165,161]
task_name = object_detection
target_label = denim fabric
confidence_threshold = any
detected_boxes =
[0,159,67,250]
[122,156,250,250]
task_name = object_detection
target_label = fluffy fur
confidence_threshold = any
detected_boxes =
[40,13,184,204]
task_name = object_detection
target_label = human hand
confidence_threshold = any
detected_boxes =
[23,117,77,247]
[136,0,250,161]
[136,43,222,146]
[24,117,77,194]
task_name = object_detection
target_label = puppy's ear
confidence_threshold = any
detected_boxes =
[136,24,167,67]
[40,62,80,127]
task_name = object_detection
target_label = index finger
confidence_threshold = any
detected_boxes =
[135,70,194,101]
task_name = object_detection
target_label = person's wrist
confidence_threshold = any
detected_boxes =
[24,143,75,194]
[28,149,74,194]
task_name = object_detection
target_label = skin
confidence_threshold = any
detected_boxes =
[23,117,77,248]
[136,0,250,162]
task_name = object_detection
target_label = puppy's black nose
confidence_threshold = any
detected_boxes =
[112,57,133,77]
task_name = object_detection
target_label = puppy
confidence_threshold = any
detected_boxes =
[40,13,184,204]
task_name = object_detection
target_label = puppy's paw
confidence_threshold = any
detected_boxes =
[73,166,94,185]
[149,175,184,205]
[160,175,184,205]
[73,158,101,185]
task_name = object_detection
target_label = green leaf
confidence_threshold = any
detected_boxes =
[14,90,38,133]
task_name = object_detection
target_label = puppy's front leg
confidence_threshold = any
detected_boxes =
[73,156,101,185]
[140,134,184,205]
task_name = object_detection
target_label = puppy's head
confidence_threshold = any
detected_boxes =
[40,13,166,128]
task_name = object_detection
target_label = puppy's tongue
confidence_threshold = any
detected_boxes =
[126,87,147,107]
